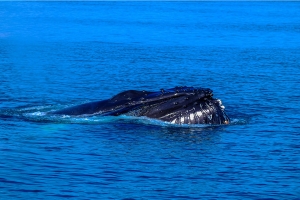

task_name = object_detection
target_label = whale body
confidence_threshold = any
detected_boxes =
[50,86,230,125]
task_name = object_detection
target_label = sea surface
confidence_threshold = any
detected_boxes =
[0,1,300,199]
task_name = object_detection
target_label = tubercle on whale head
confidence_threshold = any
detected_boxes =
[157,86,213,98]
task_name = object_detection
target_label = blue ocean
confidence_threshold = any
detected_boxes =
[1,1,300,199]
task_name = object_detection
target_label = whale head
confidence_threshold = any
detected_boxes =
[132,87,230,125]
[50,86,230,125]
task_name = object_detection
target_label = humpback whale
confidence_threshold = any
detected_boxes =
[50,86,230,125]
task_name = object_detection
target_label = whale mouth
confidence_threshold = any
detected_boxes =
[166,101,230,125]
[137,95,230,125]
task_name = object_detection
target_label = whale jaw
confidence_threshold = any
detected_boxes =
[138,97,230,125]
[166,99,230,125]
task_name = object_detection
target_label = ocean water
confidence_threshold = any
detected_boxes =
[1,1,300,199]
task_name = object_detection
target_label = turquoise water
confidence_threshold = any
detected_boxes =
[1,2,300,199]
